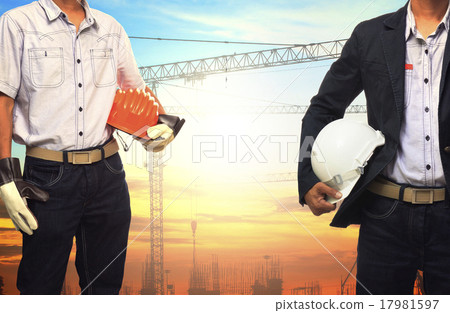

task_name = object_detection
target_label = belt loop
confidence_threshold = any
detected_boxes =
[100,146,105,161]
[399,184,407,202]
[445,189,450,208]
[63,151,69,169]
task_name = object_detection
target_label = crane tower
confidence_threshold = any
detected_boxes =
[139,39,350,294]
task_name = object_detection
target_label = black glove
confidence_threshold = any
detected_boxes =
[157,114,185,137]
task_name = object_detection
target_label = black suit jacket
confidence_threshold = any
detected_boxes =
[298,2,450,228]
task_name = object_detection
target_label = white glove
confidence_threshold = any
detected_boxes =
[145,124,174,152]
[0,182,37,235]
[0,158,49,235]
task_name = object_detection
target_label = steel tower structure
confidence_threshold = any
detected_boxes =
[140,152,164,295]
[138,38,352,294]
[149,153,164,294]
[139,40,348,88]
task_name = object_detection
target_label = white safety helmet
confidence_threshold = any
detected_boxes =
[311,119,385,203]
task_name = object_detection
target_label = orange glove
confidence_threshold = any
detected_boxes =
[107,89,159,139]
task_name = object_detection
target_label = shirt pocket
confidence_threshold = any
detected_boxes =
[28,48,65,88]
[90,48,117,87]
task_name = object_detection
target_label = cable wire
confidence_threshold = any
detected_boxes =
[129,36,302,47]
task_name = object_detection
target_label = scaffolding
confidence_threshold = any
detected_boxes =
[340,282,355,295]
[189,255,283,295]
[291,282,322,295]
[251,255,283,295]
[188,255,221,295]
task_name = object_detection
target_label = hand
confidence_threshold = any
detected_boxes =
[304,182,342,216]
[145,124,174,152]
[0,158,49,235]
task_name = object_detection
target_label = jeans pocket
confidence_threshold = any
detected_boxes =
[362,192,399,220]
[103,153,124,175]
[25,161,64,187]
[29,48,65,88]
[90,49,116,87]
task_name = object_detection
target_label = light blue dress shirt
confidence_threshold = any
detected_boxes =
[0,0,146,151]
[383,1,449,187]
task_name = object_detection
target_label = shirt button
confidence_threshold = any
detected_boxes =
[445,146,450,154]
[79,131,83,136]
[425,49,429,54]
[424,78,429,84]
[426,164,431,170]
[77,59,81,64]
[426,135,430,141]
[78,83,83,88]
[79,107,83,112]
[425,107,430,113]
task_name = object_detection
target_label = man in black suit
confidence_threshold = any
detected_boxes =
[298,0,450,294]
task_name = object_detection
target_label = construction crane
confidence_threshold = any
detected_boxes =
[163,104,367,115]
[139,40,347,89]
[139,151,165,295]
[140,38,367,115]
[138,38,353,295]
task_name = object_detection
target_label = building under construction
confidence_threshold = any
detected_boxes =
[188,255,220,295]
[140,254,154,295]
[250,255,283,295]
[291,281,322,295]
[188,255,283,295]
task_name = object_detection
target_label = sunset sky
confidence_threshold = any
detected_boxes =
[0,0,407,295]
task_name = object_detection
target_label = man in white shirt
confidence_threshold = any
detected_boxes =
[0,0,171,294]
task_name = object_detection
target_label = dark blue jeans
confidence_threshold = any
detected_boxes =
[17,150,131,295]
[356,191,450,295]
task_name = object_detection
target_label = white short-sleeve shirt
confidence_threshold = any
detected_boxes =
[0,0,146,151]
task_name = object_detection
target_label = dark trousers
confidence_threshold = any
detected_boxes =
[356,191,450,295]
[17,151,131,295]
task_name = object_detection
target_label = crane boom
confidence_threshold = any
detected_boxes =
[139,39,347,84]
[138,38,368,115]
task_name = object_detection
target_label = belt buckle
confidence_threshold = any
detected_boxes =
[72,151,92,165]
[411,189,434,204]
